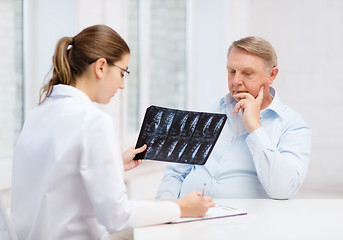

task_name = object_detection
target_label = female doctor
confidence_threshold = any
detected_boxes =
[10,25,214,240]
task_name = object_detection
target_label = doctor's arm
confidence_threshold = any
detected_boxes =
[80,116,214,232]
[80,116,135,232]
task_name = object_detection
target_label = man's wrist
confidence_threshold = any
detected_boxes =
[247,123,262,133]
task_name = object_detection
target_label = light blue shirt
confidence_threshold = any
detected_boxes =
[156,87,311,199]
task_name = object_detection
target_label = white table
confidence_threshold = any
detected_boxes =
[134,199,343,240]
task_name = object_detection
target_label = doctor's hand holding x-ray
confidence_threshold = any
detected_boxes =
[122,144,147,171]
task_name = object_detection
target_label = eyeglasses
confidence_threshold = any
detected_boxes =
[114,65,130,79]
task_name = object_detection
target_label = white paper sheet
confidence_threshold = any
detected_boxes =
[171,203,247,224]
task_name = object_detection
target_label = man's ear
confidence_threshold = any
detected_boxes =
[94,58,107,79]
[269,66,279,84]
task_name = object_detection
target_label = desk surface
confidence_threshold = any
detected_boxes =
[134,199,343,240]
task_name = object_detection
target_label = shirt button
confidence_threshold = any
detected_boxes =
[213,179,217,184]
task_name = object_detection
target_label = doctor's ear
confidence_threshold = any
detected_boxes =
[94,58,107,79]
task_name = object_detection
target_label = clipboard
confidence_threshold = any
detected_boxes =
[170,203,247,224]
[134,105,227,165]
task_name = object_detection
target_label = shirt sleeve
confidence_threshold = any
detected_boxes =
[79,113,180,232]
[130,201,180,227]
[156,163,193,199]
[246,121,311,199]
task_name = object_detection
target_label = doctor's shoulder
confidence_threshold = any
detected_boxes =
[77,102,116,135]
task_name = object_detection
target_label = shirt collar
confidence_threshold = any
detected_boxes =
[264,86,283,117]
[49,84,93,105]
[221,92,235,107]
[220,86,283,117]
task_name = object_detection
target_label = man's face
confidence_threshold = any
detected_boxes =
[227,47,276,101]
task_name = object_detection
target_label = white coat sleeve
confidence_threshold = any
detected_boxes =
[79,114,180,233]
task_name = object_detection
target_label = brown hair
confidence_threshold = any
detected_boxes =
[227,36,277,71]
[39,25,130,104]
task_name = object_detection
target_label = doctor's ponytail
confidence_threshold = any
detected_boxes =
[39,25,130,104]
[39,37,73,104]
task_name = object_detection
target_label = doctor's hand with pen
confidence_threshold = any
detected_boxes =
[175,184,214,218]
[122,146,214,218]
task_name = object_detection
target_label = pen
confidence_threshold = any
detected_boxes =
[201,183,206,198]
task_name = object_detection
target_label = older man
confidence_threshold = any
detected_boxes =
[156,36,311,200]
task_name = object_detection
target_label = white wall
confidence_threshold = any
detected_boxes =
[192,0,343,194]
[248,0,343,192]
[188,0,228,110]
[24,0,77,116]
[0,0,22,161]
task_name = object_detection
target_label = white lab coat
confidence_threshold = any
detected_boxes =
[10,85,180,240]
